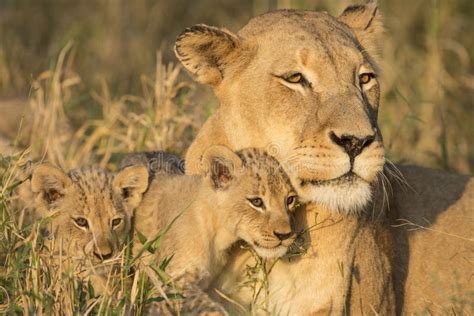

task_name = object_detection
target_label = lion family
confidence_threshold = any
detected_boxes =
[30,1,473,315]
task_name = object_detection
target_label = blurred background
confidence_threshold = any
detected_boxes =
[0,0,473,173]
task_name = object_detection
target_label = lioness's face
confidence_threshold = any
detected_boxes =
[176,3,385,213]
[202,146,297,258]
[32,164,148,265]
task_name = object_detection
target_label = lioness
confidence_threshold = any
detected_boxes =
[31,163,148,293]
[174,0,473,314]
[134,145,297,315]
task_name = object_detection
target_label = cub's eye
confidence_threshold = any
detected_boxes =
[359,73,375,85]
[286,195,296,207]
[248,197,265,209]
[73,217,89,228]
[111,218,122,227]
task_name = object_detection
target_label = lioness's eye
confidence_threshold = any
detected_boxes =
[285,73,303,83]
[74,217,89,228]
[359,73,375,85]
[111,218,122,227]
[282,72,310,87]
[248,197,264,209]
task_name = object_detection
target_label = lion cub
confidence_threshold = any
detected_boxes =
[135,145,297,315]
[31,163,148,293]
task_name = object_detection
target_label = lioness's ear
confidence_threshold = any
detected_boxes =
[338,0,383,56]
[31,164,72,207]
[201,145,243,189]
[175,24,241,86]
[113,165,148,209]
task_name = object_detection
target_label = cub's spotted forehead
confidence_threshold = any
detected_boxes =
[68,166,113,189]
[66,166,118,216]
[237,148,293,194]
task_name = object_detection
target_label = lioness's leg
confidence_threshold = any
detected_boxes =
[185,112,229,175]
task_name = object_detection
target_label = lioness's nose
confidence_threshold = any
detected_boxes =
[330,132,375,161]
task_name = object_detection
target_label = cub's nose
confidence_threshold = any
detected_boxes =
[273,230,294,241]
[330,132,375,161]
[93,242,114,260]
[93,250,113,261]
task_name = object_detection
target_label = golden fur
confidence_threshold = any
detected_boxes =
[31,163,148,293]
[175,1,473,314]
[134,146,297,315]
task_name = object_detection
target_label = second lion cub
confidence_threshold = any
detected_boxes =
[135,145,297,315]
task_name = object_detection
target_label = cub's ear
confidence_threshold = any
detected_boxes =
[31,164,72,207]
[174,24,242,86]
[200,145,243,190]
[113,165,148,209]
[338,0,383,57]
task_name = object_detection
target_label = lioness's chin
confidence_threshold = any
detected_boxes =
[253,245,289,259]
[297,176,372,214]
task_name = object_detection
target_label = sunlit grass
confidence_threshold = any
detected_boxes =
[0,0,472,314]
[0,47,201,313]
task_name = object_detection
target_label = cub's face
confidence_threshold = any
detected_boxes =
[202,146,297,259]
[31,164,148,265]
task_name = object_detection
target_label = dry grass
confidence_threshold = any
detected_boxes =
[0,46,200,313]
[22,45,199,171]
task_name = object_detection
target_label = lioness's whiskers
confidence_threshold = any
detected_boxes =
[384,159,413,192]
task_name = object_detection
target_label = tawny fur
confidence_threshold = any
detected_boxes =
[31,164,148,294]
[134,146,297,315]
[175,1,473,314]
